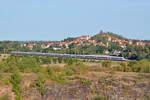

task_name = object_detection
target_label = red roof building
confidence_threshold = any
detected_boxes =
[27,43,36,50]
[97,42,105,46]
[79,35,91,40]
[136,41,146,46]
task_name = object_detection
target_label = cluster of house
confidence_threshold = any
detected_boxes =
[59,35,91,47]
[136,41,150,46]
[20,34,150,51]
[21,35,92,50]
[102,35,150,47]
[108,36,133,48]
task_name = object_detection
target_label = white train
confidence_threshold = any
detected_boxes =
[11,51,126,61]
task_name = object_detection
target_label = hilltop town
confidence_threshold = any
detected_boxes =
[20,32,148,51]
[20,32,149,49]
[0,31,150,60]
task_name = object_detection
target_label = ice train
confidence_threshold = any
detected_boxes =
[11,51,126,61]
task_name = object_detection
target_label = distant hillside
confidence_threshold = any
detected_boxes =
[63,37,77,42]
[91,31,127,43]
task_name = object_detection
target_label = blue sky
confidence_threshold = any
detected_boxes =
[0,0,150,41]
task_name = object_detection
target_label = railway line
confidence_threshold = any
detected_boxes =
[11,51,127,61]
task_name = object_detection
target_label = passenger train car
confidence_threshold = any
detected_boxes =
[11,51,126,61]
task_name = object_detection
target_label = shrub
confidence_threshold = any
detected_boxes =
[3,78,10,85]
[123,66,131,72]
[0,56,41,73]
[52,72,66,84]
[30,75,46,96]
[124,85,131,90]
[67,58,74,65]
[80,78,92,88]
[41,57,51,64]
[0,71,2,79]
[109,71,115,77]
[128,59,150,73]
[9,72,22,100]
[58,57,63,63]
[102,61,111,67]
[65,68,74,76]
[113,66,122,71]
[63,58,68,63]
[74,62,87,72]
[120,62,126,67]
[46,67,54,78]
[52,58,57,64]
[94,95,106,100]
[91,90,96,95]
[0,95,9,100]
[128,60,137,67]
[139,60,150,73]
[52,66,63,72]
[98,77,105,83]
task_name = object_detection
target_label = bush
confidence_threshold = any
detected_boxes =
[52,58,57,64]
[128,60,137,67]
[117,63,131,72]
[74,62,87,72]
[52,66,63,72]
[128,59,150,73]
[52,72,66,84]
[0,71,2,79]
[98,77,105,83]
[94,95,106,100]
[46,67,54,78]
[9,72,22,100]
[67,58,74,65]
[0,95,9,100]
[102,61,111,67]
[80,78,92,88]
[65,68,74,76]
[30,75,46,96]
[41,57,51,64]
[58,57,63,63]
[0,56,41,73]
[139,60,150,73]
[120,62,126,67]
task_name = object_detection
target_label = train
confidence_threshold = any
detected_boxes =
[11,51,126,61]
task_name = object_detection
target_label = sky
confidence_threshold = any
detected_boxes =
[0,0,150,41]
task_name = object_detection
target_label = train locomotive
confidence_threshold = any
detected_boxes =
[11,51,126,61]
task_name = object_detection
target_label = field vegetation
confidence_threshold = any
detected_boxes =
[0,55,150,100]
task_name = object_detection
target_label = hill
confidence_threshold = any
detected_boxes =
[91,30,127,43]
